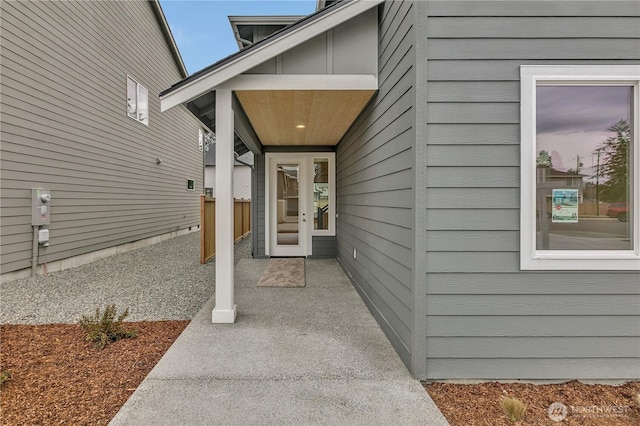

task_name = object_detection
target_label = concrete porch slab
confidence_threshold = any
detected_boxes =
[110,259,449,425]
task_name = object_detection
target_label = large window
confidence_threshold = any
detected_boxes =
[520,66,639,270]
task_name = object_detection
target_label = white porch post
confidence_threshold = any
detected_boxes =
[212,89,237,323]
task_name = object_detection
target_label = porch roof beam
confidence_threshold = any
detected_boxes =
[216,74,378,91]
[186,103,213,131]
[232,94,262,155]
[198,101,216,117]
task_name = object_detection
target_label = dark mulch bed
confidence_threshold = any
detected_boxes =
[425,380,640,425]
[2,321,638,425]
[0,321,188,426]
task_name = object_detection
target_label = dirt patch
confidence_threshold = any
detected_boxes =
[425,381,640,425]
[0,321,187,426]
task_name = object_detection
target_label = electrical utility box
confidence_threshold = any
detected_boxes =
[38,229,50,245]
[31,188,52,226]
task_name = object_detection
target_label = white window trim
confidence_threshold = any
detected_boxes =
[126,75,149,126]
[520,65,640,270]
[311,155,336,237]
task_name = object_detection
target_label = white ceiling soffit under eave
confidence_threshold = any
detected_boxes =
[234,89,376,146]
[160,0,384,112]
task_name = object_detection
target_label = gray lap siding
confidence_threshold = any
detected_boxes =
[423,0,640,380]
[0,1,202,274]
[336,0,417,369]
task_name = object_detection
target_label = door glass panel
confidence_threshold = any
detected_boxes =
[313,158,329,230]
[276,163,299,245]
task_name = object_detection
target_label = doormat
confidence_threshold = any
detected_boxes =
[257,258,305,288]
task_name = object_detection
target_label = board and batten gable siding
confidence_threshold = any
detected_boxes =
[0,1,202,274]
[244,7,378,77]
[423,0,640,380]
[336,1,418,370]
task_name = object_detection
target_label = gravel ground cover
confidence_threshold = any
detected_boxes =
[0,232,251,324]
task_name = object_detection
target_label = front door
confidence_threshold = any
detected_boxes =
[268,156,309,256]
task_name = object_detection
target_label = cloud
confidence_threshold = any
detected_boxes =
[536,86,632,174]
[536,86,631,135]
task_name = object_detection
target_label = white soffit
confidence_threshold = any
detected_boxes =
[234,89,376,145]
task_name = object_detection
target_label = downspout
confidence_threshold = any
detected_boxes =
[203,139,206,197]
[31,226,39,276]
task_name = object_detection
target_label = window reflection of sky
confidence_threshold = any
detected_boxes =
[536,86,631,181]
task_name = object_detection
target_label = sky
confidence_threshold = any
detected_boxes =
[159,0,317,75]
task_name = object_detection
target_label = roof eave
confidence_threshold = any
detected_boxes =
[228,15,305,50]
[150,0,188,78]
[228,15,305,25]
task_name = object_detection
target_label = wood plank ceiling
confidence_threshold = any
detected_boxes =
[235,90,375,146]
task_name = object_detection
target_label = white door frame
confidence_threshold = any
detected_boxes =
[266,153,312,256]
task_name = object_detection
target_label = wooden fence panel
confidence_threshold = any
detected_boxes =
[201,195,216,264]
[242,201,251,236]
[201,197,250,264]
[234,200,243,241]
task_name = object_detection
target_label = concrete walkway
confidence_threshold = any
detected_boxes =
[110,259,449,425]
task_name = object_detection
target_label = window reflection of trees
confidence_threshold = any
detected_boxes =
[593,119,630,204]
[536,113,632,250]
[314,159,329,230]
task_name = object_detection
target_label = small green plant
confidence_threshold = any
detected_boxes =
[79,304,138,349]
[500,396,527,422]
[0,371,11,386]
